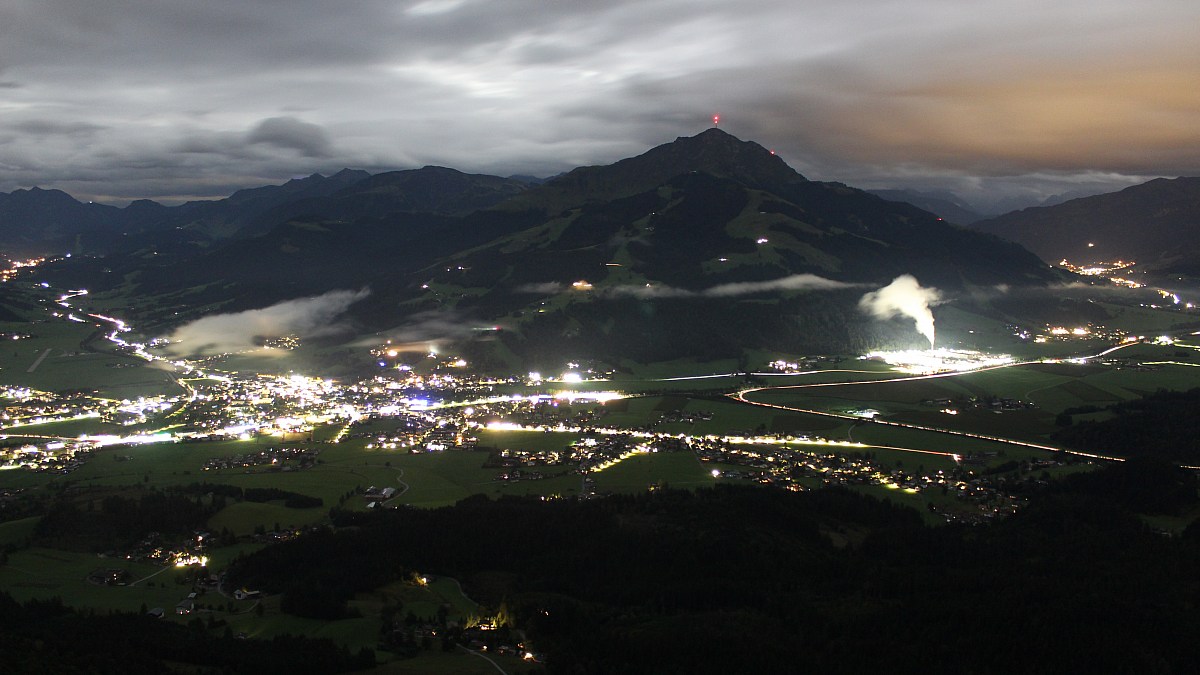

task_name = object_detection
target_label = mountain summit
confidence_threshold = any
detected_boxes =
[505,128,805,213]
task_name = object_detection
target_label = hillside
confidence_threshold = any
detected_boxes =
[376,130,1056,363]
[34,129,1060,363]
[0,187,124,255]
[973,177,1200,274]
[867,189,984,225]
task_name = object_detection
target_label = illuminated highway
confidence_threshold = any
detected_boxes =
[730,344,1200,470]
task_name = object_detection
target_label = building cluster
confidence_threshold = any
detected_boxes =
[110,530,209,570]
[919,396,1035,413]
[0,386,96,424]
[1058,258,1193,309]
[363,417,478,452]
[764,357,840,372]
[201,447,320,472]
[0,256,47,283]
[175,373,356,437]
[1020,322,1129,344]
[0,440,96,473]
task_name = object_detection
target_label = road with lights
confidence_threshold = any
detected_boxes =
[728,341,1200,468]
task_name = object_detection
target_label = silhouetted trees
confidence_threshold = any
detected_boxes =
[1054,387,1200,462]
[224,479,1200,673]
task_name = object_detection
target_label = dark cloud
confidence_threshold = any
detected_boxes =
[10,120,107,137]
[0,1,1196,205]
[246,117,333,157]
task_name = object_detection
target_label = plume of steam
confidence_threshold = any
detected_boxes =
[164,288,369,356]
[858,275,941,348]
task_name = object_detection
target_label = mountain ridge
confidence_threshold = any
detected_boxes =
[23,129,1063,362]
[973,176,1200,274]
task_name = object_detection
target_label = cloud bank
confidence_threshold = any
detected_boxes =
[366,309,496,353]
[1,1,1196,206]
[164,288,369,356]
[520,274,857,299]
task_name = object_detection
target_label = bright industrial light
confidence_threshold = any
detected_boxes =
[862,348,1014,375]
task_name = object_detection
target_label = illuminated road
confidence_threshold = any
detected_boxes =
[730,348,1200,470]
[482,420,959,466]
[730,385,1087,459]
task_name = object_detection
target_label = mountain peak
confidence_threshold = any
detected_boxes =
[635,128,805,185]
[330,168,371,182]
[686,126,748,144]
[523,129,805,211]
[8,186,82,205]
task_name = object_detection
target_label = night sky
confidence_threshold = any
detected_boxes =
[2,0,1197,209]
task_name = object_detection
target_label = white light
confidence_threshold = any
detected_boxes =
[553,391,624,403]
[862,348,1014,375]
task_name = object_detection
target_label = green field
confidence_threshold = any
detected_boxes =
[0,319,181,399]
[590,451,717,493]
[741,358,1200,451]
[1096,302,1198,333]
[0,515,39,548]
[596,394,843,436]
[0,546,196,611]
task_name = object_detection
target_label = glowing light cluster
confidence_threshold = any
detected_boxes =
[862,348,1014,375]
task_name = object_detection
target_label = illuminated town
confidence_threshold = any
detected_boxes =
[1058,257,1195,308]
[1,272,1144,527]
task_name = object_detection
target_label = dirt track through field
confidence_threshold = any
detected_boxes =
[26,348,52,373]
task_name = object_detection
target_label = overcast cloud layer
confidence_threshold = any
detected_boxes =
[1,0,1197,208]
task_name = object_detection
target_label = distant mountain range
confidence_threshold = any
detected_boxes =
[7,129,1061,364]
[972,177,1200,275]
[866,189,984,225]
[0,166,538,257]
